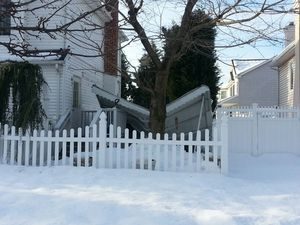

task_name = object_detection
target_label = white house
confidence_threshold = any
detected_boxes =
[272,21,298,107]
[0,0,214,135]
[0,0,122,131]
[218,59,278,107]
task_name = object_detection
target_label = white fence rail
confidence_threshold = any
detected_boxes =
[0,113,228,174]
[216,104,300,155]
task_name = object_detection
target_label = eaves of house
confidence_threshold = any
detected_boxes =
[0,53,64,65]
[272,41,295,67]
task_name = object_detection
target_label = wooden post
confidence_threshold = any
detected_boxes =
[221,115,229,175]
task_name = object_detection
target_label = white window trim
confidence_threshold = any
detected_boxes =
[73,76,81,108]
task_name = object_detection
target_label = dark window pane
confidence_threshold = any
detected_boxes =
[0,0,11,35]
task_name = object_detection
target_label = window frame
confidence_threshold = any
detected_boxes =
[0,0,11,35]
[72,78,81,108]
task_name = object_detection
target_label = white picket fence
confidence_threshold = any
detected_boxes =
[0,113,229,174]
[215,103,300,155]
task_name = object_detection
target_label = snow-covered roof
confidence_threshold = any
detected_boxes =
[0,53,63,64]
[271,41,295,67]
[233,59,272,78]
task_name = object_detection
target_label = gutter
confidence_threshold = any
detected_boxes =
[272,41,295,67]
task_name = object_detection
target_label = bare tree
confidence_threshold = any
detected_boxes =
[118,0,293,133]
[0,0,110,58]
[0,0,294,133]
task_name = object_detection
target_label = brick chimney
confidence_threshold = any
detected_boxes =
[104,0,119,75]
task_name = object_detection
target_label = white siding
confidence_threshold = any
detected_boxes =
[1,0,118,126]
[41,64,61,123]
[64,56,104,112]
[65,0,107,60]
[0,1,26,54]
[279,57,295,107]
[238,61,278,106]
[61,0,109,111]
[24,0,65,50]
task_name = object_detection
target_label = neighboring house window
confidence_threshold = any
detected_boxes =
[220,90,227,99]
[0,0,11,35]
[289,62,294,90]
[73,80,80,108]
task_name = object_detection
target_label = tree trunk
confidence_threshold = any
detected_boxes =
[149,70,169,134]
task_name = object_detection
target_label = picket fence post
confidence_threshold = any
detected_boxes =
[98,112,107,168]
[221,115,228,175]
[252,103,259,156]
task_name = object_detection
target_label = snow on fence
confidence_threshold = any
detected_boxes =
[215,103,300,155]
[0,113,229,174]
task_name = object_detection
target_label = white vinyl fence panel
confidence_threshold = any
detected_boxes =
[216,104,300,155]
[0,113,229,174]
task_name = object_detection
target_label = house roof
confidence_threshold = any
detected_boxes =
[234,59,273,78]
[271,41,295,67]
[166,85,210,116]
[92,85,211,131]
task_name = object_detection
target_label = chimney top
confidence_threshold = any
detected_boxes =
[283,22,295,47]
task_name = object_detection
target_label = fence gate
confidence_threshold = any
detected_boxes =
[216,104,300,155]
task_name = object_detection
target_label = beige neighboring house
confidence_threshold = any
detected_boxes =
[272,20,299,107]
[218,59,278,107]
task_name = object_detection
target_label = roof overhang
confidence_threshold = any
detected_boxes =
[272,41,295,67]
[0,53,64,65]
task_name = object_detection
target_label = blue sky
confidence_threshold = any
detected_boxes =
[122,1,294,84]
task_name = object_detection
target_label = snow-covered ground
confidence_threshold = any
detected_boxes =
[0,153,299,225]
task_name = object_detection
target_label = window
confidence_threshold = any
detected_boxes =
[289,62,294,90]
[220,90,227,99]
[0,0,11,35]
[73,80,80,108]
